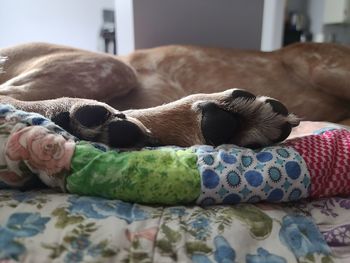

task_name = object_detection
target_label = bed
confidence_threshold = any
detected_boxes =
[0,106,349,263]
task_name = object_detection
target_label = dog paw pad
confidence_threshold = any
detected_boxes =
[200,102,240,146]
[73,105,110,127]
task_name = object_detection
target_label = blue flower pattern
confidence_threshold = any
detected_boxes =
[67,195,150,223]
[279,215,331,258]
[0,212,50,260]
[190,215,211,240]
[246,247,287,263]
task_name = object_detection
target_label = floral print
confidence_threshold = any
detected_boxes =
[6,126,75,177]
[43,222,118,262]
[0,189,346,262]
[213,235,236,263]
[246,247,287,263]
[279,215,331,258]
[0,104,76,190]
[338,199,350,209]
[0,212,50,260]
[299,197,350,260]
[66,195,150,223]
[323,224,350,247]
[0,102,348,262]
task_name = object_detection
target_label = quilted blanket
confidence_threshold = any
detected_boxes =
[0,104,349,262]
[1,190,350,262]
[0,104,349,206]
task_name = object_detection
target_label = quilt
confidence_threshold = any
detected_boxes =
[0,104,349,206]
[0,104,349,262]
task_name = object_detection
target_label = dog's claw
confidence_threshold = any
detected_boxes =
[265,99,289,116]
[231,89,256,100]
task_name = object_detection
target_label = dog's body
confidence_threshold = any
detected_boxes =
[0,42,349,148]
[1,42,350,122]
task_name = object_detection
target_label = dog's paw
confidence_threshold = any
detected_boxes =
[59,103,158,148]
[194,89,299,148]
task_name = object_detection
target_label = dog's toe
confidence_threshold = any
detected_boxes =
[51,111,71,132]
[108,120,149,148]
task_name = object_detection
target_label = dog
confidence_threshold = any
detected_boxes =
[1,42,350,123]
[0,89,299,149]
[0,42,349,148]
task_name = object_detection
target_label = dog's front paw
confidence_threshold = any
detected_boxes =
[58,103,158,148]
[196,89,299,148]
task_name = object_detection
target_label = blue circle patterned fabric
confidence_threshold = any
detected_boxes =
[192,144,311,205]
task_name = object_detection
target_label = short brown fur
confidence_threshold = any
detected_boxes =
[1,42,350,122]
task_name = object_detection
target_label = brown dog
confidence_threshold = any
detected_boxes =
[0,89,299,149]
[0,42,348,148]
[1,42,350,123]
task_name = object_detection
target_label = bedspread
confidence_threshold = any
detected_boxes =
[0,105,349,262]
[0,189,349,262]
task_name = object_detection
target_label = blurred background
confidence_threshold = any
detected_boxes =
[0,0,349,55]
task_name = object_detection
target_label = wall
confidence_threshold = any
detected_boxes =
[261,0,286,51]
[287,0,308,14]
[307,0,326,42]
[0,0,114,51]
[115,0,134,55]
[132,0,264,50]
[324,24,350,44]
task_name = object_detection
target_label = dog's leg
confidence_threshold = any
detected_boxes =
[123,89,299,148]
[0,89,298,149]
[0,96,158,148]
[64,89,298,148]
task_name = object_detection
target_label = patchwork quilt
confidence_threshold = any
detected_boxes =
[0,104,349,205]
[0,104,349,262]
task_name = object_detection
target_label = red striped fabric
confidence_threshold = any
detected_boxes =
[285,129,350,198]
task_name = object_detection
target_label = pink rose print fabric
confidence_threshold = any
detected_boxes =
[6,126,75,176]
[0,105,76,189]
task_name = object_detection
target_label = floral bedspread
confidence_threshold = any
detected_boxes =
[0,189,349,262]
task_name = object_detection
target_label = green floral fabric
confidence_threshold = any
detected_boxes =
[67,142,200,205]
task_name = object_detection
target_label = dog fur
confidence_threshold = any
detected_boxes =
[0,42,348,148]
[1,42,350,122]
[0,90,299,148]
